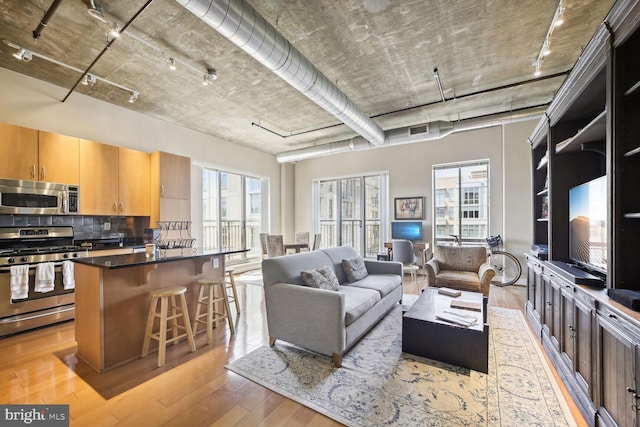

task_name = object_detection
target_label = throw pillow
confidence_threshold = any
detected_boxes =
[342,257,368,283]
[301,265,340,291]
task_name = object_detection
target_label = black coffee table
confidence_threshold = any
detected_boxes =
[402,289,489,373]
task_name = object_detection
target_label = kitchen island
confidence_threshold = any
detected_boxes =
[72,248,246,372]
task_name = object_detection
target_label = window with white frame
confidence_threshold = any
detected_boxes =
[433,161,489,246]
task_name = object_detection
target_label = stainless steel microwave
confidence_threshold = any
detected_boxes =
[0,178,79,215]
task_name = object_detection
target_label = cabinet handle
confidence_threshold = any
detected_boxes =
[546,301,552,306]
[31,165,36,179]
[608,313,617,320]
[40,165,45,181]
[627,387,640,410]
[160,184,165,196]
[113,202,117,212]
[119,202,124,212]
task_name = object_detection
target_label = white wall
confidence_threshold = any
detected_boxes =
[293,120,536,273]
[0,68,282,241]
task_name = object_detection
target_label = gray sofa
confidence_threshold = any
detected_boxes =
[262,246,403,367]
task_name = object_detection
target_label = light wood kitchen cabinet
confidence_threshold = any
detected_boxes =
[79,139,119,215]
[0,123,38,180]
[37,131,80,184]
[150,151,191,226]
[0,124,79,184]
[118,147,150,216]
[80,140,151,216]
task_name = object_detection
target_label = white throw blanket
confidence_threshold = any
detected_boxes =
[35,262,55,293]
[10,265,29,300]
[62,260,75,290]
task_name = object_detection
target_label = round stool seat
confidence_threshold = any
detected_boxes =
[197,278,223,285]
[150,285,187,298]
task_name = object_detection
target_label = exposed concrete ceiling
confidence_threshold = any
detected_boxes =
[0,0,616,159]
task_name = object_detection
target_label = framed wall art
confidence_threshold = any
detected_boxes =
[394,197,425,220]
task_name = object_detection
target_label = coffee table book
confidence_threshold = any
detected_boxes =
[437,287,461,297]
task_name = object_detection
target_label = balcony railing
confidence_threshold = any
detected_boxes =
[319,219,381,257]
[203,220,261,261]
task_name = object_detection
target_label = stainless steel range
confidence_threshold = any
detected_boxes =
[0,226,88,337]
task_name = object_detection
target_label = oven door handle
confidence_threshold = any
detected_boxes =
[0,262,66,272]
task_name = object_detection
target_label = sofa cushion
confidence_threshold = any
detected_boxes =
[340,286,381,325]
[342,257,369,283]
[436,270,482,292]
[301,265,340,291]
[344,274,401,297]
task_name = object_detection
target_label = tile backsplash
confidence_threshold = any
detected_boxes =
[0,215,149,241]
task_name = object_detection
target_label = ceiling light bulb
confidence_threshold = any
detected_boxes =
[129,91,139,103]
[82,75,89,85]
[168,57,176,70]
[534,67,542,77]
[554,16,564,27]
[542,41,551,56]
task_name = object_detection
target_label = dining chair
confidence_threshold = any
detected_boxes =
[312,233,322,251]
[392,239,420,293]
[259,233,269,258]
[266,234,285,257]
[295,231,310,252]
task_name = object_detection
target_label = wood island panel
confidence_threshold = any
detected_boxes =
[74,256,223,372]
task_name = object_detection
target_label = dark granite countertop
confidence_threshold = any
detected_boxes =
[72,247,247,269]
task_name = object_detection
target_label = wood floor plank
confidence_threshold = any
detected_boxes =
[0,272,582,426]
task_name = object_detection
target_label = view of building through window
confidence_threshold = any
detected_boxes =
[316,174,386,258]
[433,161,489,245]
[202,169,263,261]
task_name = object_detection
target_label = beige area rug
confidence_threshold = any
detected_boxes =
[226,305,576,426]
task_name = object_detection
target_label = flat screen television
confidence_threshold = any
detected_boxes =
[391,221,423,242]
[569,176,607,274]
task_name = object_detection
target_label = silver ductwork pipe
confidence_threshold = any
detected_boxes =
[276,107,547,163]
[176,0,385,146]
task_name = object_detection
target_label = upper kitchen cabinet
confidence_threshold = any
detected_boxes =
[0,123,38,180]
[150,151,191,225]
[118,147,150,216]
[79,140,151,216]
[153,151,190,199]
[37,131,80,184]
[79,139,119,215]
[0,124,79,184]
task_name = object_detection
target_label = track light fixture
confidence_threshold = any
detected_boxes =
[13,48,32,62]
[3,40,138,103]
[81,74,96,86]
[533,0,565,76]
[129,91,139,103]
[168,57,176,70]
[202,71,217,85]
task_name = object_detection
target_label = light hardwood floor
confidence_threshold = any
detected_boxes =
[0,274,584,426]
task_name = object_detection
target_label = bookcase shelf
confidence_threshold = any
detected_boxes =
[555,110,606,154]
[624,79,640,97]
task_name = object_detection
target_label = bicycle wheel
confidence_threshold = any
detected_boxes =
[490,251,522,286]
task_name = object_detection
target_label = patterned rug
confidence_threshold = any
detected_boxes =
[226,305,576,426]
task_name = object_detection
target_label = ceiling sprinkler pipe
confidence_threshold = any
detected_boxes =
[33,0,64,42]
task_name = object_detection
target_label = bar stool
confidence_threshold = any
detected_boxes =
[192,278,235,345]
[225,267,240,313]
[141,285,196,367]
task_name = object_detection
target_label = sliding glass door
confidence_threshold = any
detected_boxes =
[316,174,386,257]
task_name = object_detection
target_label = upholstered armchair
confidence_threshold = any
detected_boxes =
[425,245,495,297]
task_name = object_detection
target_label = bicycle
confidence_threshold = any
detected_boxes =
[450,234,522,286]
